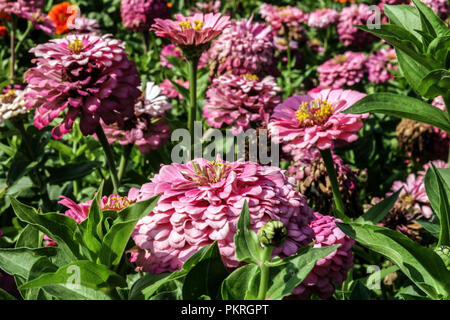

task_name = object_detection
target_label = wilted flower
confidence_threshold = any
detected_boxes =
[130,158,315,272]
[292,212,355,300]
[269,88,368,151]
[0,88,29,124]
[366,48,397,84]
[288,148,362,218]
[68,16,101,34]
[317,51,367,88]
[160,78,189,99]
[121,0,170,32]
[203,73,281,134]
[259,3,307,31]
[48,1,79,35]
[24,34,141,139]
[208,16,278,78]
[337,4,376,47]
[307,8,339,29]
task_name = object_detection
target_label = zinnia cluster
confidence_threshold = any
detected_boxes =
[24,34,141,139]
[307,8,339,29]
[292,212,355,300]
[102,82,171,154]
[259,4,307,31]
[317,52,367,88]
[269,88,368,153]
[208,17,277,78]
[203,73,281,134]
[121,0,170,32]
[130,158,316,272]
[337,4,376,47]
[0,0,54,34]
[366,48,397,84]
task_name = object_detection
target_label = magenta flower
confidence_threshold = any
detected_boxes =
[366,48,397,84]
[317,51,367,88]
[0,0,44,15]
[203,73,281,134]
[20,9,56,34]
[259,3,307,31]
[151,13,230,50]
[160,78,189,99]
[121,0,170,32]
[129,158,315,273]
[293,212,355,300]
[269,88,368,152]
[208,16,278,78]
[307,9,339,29]
[69,16,101,35]
[24,34,141,139]
[337,4,376,47]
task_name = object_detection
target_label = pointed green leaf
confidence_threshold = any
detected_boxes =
[358,189,402,224]
[410,0,450,37]
[221,264,260,300]
[234,200,263,264]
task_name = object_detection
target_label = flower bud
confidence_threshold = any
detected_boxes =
[435,245,450,269]
[258,220,287,248]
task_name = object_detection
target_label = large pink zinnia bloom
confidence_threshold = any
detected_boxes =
[269,88,368,152]
[317,51,367,89]
[207,16,278,78]
[259,3,307,31]
[292,212,354,300]
[121,0,170,32]
[337,4,376,47]
[24,34,141,139]
[203,73,281,134]
[130,158,315,273]
[151,13,230,48]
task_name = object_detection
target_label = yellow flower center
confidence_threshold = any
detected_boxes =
[68,39,85,54]
[333,55,348,64]
[243,73,259,81]
[103,196,135,212]
[181,160,231,185]
[0,90,17,103]
[296,99,334,126]
[178,20,204,31]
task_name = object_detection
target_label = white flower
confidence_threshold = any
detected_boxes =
[0,89,29,123]
[135,82,172,117]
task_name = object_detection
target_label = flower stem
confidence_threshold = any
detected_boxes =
[96,126,119,194]
[9,16,17,80]
[320,148,347,221]
[141,32,149,53]
[443,95,450,164]
[15,21,33,55]
[283,24,292,97]
[257,246,273,300]
[187,57,199,147]
[118,144,132,183]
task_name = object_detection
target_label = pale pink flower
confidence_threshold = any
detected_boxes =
[203,73,281,134]
[307,9,339,29]
[130,158,315,273]
[68,16,101,34]
[269,88,368,152]
[192,1,221,14]
[160,44,184,68]
[317,51,367,88]
[159,78,189,100]
[121,0,170,32]
[259,3,307,31]
[366,48,397,84]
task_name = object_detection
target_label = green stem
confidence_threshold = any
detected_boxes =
[320,148,347,220]
[118,144,132,182]
[9,16,16,79]
[283,24,292,96]
[141,32,149,53]
[187,57,199,146]
[444,95,450,165]
[96,126,119,194]
[257,246,273,300]
[14,21,33,55]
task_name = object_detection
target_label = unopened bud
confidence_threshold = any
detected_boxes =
[258,220,287,248]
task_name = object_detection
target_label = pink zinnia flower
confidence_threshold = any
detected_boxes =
[24,34,141,139]
[269,88,368,152]
[208,16,278,78]
[69,16,101,34]
[203,73,281,134]
[159,78,189,100]
[160,44,184,67]
[121,0,170,32]
[130,158,315,273]
[337,4,376,47]
[366,48,397,84]
[292,212,355,300]
[259,4,307,32]
[307,8,339,29]
[317,51,367,88]
[192,1,221,14]
[0,0,43,15]
[151,13,230,50]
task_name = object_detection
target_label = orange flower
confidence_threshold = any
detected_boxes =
[48,2,79,35]
[0,24,7,37]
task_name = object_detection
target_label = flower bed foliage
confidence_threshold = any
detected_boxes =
[0,0,449,301]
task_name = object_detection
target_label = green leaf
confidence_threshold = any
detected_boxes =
[170,79,189,101]
[337,222,450,299]
[234,200,263,264]
[349,280,373,300]
[416,220,440,238]
[384,4,422,39]
[424,166,450,246]
[182,242,229,300]
[0,288,17,300]
[20,260,126,300]
[221,264,260,300]
[410,0,450,37]
[427,36,450,67]
[80,183,104,259]
[16,224,41,248]
[265,245,340,300]
[47,162,101,184]
[396,49,431,94]
[417,69,450,99]
[129,273,171,300]
[10,198,81,260]
[357,190,401,224]
[98,195,160,267]
[0,247,58,279]
[343,93,450,133]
